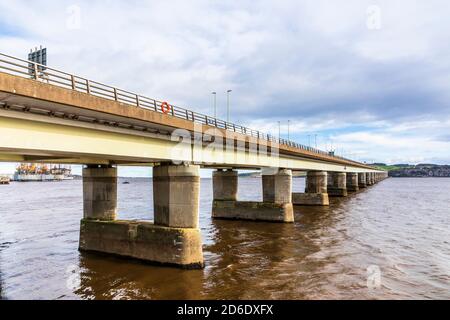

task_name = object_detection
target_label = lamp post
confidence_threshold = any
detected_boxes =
[226,90,232,124]
[211,92,217,119]
[278,121,281,143]
[287,120,290,141]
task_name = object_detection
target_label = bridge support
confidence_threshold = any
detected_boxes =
[80,164,204,269]
[212,169,238,201]
[346,172,359,192]
[292,171,329,206]
[212,169,294,223]
[81,165,117,220]
[358,172,367,188]
[327,172,348,197]
[366,172,373,186]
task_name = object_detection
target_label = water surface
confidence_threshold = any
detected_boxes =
[0,177,449,299]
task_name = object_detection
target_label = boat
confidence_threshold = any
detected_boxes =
[0,175,10,184]
[13,163,73,182]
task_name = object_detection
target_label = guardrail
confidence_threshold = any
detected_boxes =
[0,52,355,162]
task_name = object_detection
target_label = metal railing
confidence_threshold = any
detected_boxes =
[0,52,354,162]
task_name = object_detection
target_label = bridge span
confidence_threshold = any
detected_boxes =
[0,53,387,268]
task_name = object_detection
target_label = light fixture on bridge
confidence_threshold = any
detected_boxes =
[226,89,232,123]
[211,92,217,119]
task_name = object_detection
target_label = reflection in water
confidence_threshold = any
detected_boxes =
[0,255,3,299]
[0,177,449,299]
[204,221,298,299]
[76,252,205,300]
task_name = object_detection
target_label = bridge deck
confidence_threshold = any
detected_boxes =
[0,53,381,173]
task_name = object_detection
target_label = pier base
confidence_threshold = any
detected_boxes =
[79,163,204,269]
[292,171,329,206]
[292,193,329,206]
[79,219,203,268]
[212,200,294,223]
[212,168,294,223]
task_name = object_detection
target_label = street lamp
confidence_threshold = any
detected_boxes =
[287,120,290,141]
[278,121,281,142]
[211,92,217,119]
[226,90,232,124]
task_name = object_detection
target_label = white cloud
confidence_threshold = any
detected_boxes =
[1,0,450,169]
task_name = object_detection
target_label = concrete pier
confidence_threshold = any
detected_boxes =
[153,164,200,229]
[82,165,117,220]
[80,164,204,269]
[212,168,294,223]
[346,172,359,192]
[366,172,373,186]
[262,168,293,204]
[327,172,348,197]
[371,172,375,185]
[213,169,238,201]
[358,172,367,188]
[292,171,329,206]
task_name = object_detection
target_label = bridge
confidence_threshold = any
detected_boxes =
[0,53,387,268]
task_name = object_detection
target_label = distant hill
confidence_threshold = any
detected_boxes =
[382,164,450,177]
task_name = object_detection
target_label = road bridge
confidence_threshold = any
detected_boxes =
[0,53,387,268]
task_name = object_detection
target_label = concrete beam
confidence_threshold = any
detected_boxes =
[0,110,383,173]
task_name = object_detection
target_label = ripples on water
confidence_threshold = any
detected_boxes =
[0,177,449,300]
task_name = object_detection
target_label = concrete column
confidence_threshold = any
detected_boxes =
[366,172,372,186]
[292,171,329,206]
[262,168,292,204]
[358,172,367,188]
[306,171,328,194]
[346,172,359,192]
[328,172,348,197]
[153,164,200,228]
[213,168,294,222]
[80,163,204,269]
[213,169,238,201]
[82,165,117,220]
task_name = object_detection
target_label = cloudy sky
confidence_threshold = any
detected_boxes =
[1,0,450,175]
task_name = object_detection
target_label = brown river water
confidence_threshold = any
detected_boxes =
[0,177,449,300]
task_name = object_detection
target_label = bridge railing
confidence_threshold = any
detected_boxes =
[0,52,354,162]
